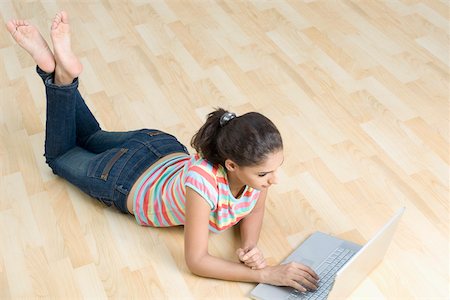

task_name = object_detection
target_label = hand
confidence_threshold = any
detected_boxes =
[261,262,319,292]
[236,246,267,270]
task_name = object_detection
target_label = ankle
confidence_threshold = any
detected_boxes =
[54,71,74,86]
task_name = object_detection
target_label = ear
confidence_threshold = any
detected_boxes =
[224,159,238,171]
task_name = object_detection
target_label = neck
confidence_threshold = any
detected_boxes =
[227,172,245,198]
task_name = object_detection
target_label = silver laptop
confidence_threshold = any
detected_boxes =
[250,207,405,300]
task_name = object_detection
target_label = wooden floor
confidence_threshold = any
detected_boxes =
[1,0,449,299]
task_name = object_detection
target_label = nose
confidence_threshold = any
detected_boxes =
[268,172,279,185]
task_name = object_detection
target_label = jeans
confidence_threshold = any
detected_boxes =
[38,67,189,213]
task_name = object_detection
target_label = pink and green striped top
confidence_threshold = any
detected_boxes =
[132,154,260,233]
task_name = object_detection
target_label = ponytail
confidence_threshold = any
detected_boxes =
[190,108,226,165]
[190,108,283,167]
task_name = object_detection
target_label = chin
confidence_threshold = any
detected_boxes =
[249,185,263,190]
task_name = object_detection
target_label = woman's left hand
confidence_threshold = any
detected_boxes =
[236,246,267,270]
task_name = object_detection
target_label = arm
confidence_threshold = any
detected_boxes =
[184,187,319,291]
[240,188,267,249]
[236,189,268,269]
[184,187,262,282]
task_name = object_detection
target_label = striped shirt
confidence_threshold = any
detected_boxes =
[133,154,261,233]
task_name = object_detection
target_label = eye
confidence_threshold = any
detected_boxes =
[258,173,268,177]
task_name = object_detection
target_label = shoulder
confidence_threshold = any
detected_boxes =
[185,155,222,209]
[187,154,224,181]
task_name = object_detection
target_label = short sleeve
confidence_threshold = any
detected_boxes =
[185,165,218,210]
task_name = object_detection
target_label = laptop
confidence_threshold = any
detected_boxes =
[250,207,405,300]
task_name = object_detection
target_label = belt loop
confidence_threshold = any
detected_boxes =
[147,131,163,137]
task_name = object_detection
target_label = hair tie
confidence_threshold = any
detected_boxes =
[219,112,236,127]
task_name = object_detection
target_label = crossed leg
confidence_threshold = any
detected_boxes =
[6,11,83,85]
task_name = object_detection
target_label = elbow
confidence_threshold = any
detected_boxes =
[186,262,200,276]
[185,256,201,275]
[185,254,206,276]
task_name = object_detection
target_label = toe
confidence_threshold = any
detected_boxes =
[6,21,16,34]
[60,11,69,23]
[51,17,59,30]
[52,15,59,24]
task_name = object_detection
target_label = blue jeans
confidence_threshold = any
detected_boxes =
[38,67,189,213]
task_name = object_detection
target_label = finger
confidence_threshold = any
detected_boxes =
[301,270,319,285]
[243,254,260,264]
[237,248,251,262]
[253,260,267,269]
[289,280,307,292]
[294,263,319,280]
[244,258,259,268]
[236,248,245,259]
[245,256,266,269]
[289,267,318,289]
[254,256,266,266]
[295,272,318,290]
[293,262,319,280]
[242,247,259,261]
[300,277,318,291]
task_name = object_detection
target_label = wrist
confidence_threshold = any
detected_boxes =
[241,243,257,250]
[240,233,259,250]
[256,266,270,284]
[242,246,254,253]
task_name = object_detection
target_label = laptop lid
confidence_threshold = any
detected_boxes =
[327,207,405,299]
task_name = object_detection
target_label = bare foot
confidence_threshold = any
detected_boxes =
[50,11,82,85]
[6,19,55,73]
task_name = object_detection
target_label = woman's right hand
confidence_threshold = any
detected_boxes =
[260,262,320,292]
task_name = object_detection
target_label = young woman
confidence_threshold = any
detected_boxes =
[6,12,319,292]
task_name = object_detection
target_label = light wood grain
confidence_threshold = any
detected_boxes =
[0,0,448,299]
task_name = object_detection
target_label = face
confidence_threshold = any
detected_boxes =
[225,150,284,191]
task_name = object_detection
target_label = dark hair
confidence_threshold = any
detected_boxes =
[190,108,283,167]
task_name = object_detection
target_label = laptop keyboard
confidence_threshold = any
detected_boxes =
[286,247,356,300]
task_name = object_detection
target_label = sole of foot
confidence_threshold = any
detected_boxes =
[50,11,83,85]
[6,19,55,73]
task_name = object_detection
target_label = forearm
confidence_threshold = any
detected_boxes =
[188,253,263,283]
[187,254,320,292]
[241,227,261,249]
[240,190,267,249]
[240,210,264,249]
[184,188,268,283]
